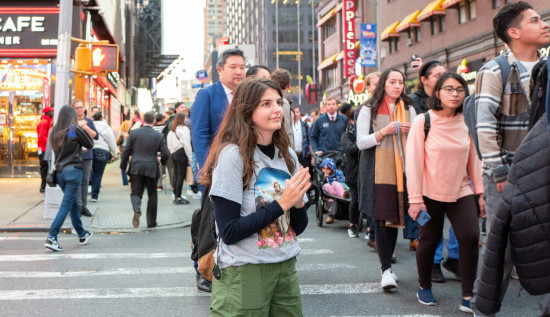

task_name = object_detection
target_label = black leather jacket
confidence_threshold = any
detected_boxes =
[54,124,94,171]
[476,116,550,315]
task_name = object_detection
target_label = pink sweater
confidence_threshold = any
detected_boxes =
[406,111,483,204]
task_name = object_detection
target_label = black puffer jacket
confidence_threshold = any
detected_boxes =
[409,88,429,115]
[341,122,359,187]
[476,116,550,315]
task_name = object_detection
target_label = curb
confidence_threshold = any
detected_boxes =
[0,225,72,233]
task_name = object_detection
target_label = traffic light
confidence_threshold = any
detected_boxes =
[90,44,119,72]
[75,45,91,71]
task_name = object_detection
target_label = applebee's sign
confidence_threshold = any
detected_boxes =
[343,0,355,78]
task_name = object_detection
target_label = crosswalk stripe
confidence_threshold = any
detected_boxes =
[0,283,382,300]
[0,263,355,278]
[0,237,47,241]
[0,249,333,262]
[0,253,190,262]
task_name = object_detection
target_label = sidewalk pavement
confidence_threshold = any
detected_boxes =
[0,163,200,233]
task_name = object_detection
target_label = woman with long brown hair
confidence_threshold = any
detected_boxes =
[167,112,192,204]
[201,78,310,316]
[356,68,416,291]
[44,105,94,251]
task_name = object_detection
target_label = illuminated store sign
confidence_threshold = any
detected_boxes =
[0,67,47,90]
[342,0,355,78]
[0,7,59,57]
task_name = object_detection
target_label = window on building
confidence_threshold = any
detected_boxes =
[408,27,420,44]
[431,15,445,35]
[272,31,302,43]
[459,0,476,24]
[492,0,511,9]
[388,38,399,54]
[323,18,337,39]
[325,66,338,89]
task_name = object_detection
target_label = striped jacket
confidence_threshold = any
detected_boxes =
[475,50,544,181]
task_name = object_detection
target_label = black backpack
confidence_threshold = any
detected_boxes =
[528,60,548,130]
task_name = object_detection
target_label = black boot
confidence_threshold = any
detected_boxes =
[81,207,92,217]
[442,257,460,280]
[196,274,212,292]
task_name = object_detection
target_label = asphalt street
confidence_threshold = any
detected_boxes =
[0,206,538,316]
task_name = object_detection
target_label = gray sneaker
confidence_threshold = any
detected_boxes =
[44,237,63,251]
[79,231,93,245]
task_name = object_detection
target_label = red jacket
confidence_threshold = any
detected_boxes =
[37,114,52,152]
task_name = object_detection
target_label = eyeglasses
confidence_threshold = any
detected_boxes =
[74,106,84,109]
[441,86,466,95]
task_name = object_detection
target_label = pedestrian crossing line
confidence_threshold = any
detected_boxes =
[0,283,383,300]
[0,252,191,262]
[0,249,332,262]
[0,263,355,278]
[0,237,47,241]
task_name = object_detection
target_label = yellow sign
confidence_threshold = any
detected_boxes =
[0,68,46,91]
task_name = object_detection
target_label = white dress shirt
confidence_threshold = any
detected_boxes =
[221,83,233,104]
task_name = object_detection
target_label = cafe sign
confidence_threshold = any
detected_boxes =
[0,7,59,57]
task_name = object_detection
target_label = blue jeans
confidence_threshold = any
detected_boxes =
[91,148,110,200]
[434,226,459,263]
[49,165,85,237]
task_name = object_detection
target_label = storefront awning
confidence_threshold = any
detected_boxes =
[381,21,400,41]
[417,0,446,21]
[442,0,461,9]
[316,3,342,28]
[317,53,338,70]
[396,10,421,33]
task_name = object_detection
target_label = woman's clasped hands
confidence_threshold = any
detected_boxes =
[277,167,311,211]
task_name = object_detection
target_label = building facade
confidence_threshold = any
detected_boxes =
[225,0,319,111]
[204,0,227,64]
[316,0,377,104]
[0,0,129,177]
[379,0,550,90]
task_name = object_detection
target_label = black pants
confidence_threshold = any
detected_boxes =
[417,195,479,297]
[376,223,398,271]
[130,174,158,227]
[171,148,188,199]
[348,183,359,225]
[39,152,48,191]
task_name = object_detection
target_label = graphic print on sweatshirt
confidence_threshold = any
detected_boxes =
[254,167,297,250]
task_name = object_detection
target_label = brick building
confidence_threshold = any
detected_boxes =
[380,0,550,90]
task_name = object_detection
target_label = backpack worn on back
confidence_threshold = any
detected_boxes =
[462,55,511,160]
[528,60,548,130]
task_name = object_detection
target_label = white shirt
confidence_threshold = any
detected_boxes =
[356,103,417,150]
[519,60,538,75]
[293,119,303,153]
[221,83,233,104]
[328,113,337,122]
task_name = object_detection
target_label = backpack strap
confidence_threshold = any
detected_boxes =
[494,54,511,87]
[424,112,431,141]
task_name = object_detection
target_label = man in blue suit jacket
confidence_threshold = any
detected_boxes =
[190,48,245,293]
[310,97,348,154]
[191,48,246,169]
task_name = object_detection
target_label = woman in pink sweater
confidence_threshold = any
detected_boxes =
[405,73,485,313]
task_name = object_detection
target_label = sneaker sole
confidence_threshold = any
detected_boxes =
[417,293,437,306]
[382,284,397,291]
[44,244,63,252]
[459,305,473,313]
[80,231,93,245]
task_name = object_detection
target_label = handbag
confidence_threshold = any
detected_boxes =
[46,151,60,187]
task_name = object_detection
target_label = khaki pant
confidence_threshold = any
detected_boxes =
[210,257,302,317]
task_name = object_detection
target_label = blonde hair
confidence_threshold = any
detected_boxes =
[119,120,132,133]
[365,72,381,86]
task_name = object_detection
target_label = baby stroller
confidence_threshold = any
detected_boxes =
[312,151,350,227]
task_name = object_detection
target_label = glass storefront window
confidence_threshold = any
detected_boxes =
[0,59,51,177]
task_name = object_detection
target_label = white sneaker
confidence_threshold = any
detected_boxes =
[192,192,202,200]
[381,268,397,291]
[91,197,99,202]
[171,193,175,200]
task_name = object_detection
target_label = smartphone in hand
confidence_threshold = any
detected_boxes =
[411,54,419,61]
[416,209,431,226]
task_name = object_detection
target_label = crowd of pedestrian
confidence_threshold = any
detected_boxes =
[39,1,550,316]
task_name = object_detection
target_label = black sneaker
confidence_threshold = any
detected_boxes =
[79,231,93,245]
[348,225,359,238]
[442,257,460,280]
[174,198,190,205]
[431,263,446,283]
[44,237,63,251]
